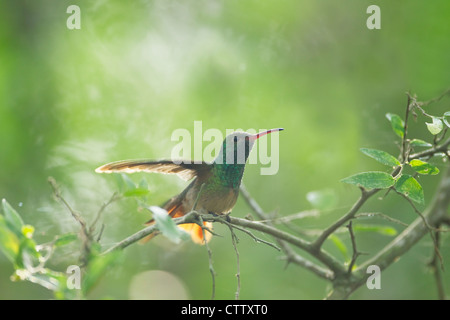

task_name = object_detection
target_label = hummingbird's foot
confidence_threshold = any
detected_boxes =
[208,211,231,223]
[223,213,231,223]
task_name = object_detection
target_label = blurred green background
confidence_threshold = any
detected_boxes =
[1,0,449,299]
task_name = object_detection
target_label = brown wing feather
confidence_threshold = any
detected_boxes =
[95,160,209,181]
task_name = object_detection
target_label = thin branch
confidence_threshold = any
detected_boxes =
[211,216,280,251]
[408,136,450,160]
[240,184,342,278]
[278,249,334,280]
[198,214,215,300]
[239,183,269,221]
[401,92,412,162]
[102,210,196,253]
[48,177,91,266]
[417,88,450,107]
[266,210,320,224]
[192,183,205,212]
[406,88,450,162]
[346,221,365,274]
[192,183,215,300]
[406,89,450,120]
[215,212,333,280]
[355,212,409,228]
[48,177,87,231]
[90,192,121,234]
[312,188,379,251]
[226,224,241,300]
[394,190,443,269]
[95,223,105,242]
[226,215,346,275]
[428,229,446,300]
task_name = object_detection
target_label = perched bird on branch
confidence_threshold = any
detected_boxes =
[96,128,283,244]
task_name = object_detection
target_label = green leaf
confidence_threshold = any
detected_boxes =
[120,173,137,190]
[2,199,24,236]
[0,215,20,262]
[329,234,348,260]
[386,113,405,138]
[123,188,150,197]
[360,148,401,167]
[443,111,450,128]
[410,139,432,147]
[394,174,424,204]
[353,224,397,236]
[306,189,338,210]
[138,178,149,190]
[341,171,395,189]
[150,206,189,244]
[53,233,78,247]
[114,173,136,193]
[16,237,39,269]
[409,159,439,175]
[426,116,444,135]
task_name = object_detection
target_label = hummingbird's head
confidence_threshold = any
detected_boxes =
[215,128,283,165]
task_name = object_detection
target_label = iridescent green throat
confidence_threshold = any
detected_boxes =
[212,162,246,190]
[212,138,251,189]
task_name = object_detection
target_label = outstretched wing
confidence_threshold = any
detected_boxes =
[95,159,208,181]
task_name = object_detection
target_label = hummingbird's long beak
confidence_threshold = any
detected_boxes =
[253,128,284,140]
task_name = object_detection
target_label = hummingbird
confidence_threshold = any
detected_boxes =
[95,128,283,244]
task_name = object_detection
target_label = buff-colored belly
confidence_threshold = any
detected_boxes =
[183,184,238,215]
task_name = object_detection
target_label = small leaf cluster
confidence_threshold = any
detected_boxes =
[0,199,78,299]
[342,104,449,205]
[0,197,121,299]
